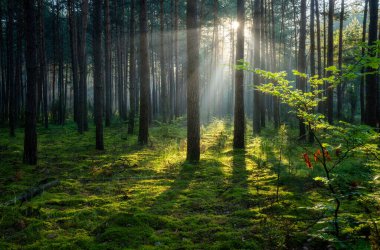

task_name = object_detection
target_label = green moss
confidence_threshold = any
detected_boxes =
[0,119,378,249]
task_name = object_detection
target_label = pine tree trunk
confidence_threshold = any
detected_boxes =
[326,0,334,124]
[38,0,48,129]
[93,0,104,150]
[128,0,136,134]
[360,0,368,123]
[297,0,307,140]
[68,0,79,124]
[186,0,200,162]
[7,0,15,136]
[104,0,112,127]
[233,0,245,149]
[337,0,344,120]
[78,0,89,133]
[316,0,324,114]
[160,0,168,123]
[138,0,150,145]
[23,0,38,165]
[309,0,316,143]
[365,0,379,127]
[253,0,261,134]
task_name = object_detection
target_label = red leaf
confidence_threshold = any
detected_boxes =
[303,153,313,169]
[314,149,322,162]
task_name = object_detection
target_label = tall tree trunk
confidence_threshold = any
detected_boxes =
[233,0,245,149]
[337,0,344,119]
[309,0,316,143]
[186,0,200,162]
[138,0,150,145]
[360,0,368,123]
[297,0,307,140]
[104,0,112,127]
[78,0,89,133]
[23,0,38,165]
[7,0,15,136]
[316,0,324,113]
[253,0,261,134]
[174,0,180,118]
[38,0,48,128]
[15,7,22,126]
[365,0,379,127]
[160,0,168,122]
[128,0,136,134]
[93,0,104,150]
[326,0,334,124]
[68,0,79,124]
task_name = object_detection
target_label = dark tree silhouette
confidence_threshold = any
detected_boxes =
[365,0,379,128]
[93,0,104,150]
[326,0,335,124]
[186,0,200,162]
[233,0,245,149]
[138,0,150,145]
[128,0,136,135]
[297,0,307,140]
[23,0,38,165]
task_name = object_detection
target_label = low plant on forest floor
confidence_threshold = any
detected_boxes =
[239,61,379,240]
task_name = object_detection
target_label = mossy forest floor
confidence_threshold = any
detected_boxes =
[0,119,379,249]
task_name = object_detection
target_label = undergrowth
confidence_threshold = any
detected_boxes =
[0,119,378,249]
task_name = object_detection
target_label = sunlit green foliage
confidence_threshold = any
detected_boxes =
[0,119,379,249]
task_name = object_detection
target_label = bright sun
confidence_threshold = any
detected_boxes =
[231,21,240,30]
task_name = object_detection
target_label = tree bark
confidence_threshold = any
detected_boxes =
[7,0,15,136]
[23,0,38,165]
[186,0,200,162]
[297,0,307,140]
[160,0,168,122]
[93,0,104,150]
[233,0,245,149]
[104,0,112,127]
[253,0,261,134]
[337,0,344,120]
[365,0,379,127]
[360,0,368,123]
[138,0,150,145]
[128,0,136,134]
[78,0,89,133]
[68,0,79,124]
[326,0,334,124]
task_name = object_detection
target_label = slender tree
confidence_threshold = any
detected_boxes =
[186,0,200,162]
[104,0,112,127]
[78,0,89,133]
[138,0,150,145]
[174,0,180,118]
[326,0,334,124]
[337,0,344,119]
[160,0,168,122]
[365,0,379,127]
[360,0,369,123]
[233,0,245,149]
[252,0,261,134]
[68,0,79,124]
[7,0,15,136]
[23,0,38,165]
[37,0,48,129]
[93,0,104,150]
[297,0,307,140]
[128,0,136,134]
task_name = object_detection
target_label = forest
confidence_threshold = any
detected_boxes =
[0,0,379,249]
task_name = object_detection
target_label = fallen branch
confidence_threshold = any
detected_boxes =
[5,179,60,206]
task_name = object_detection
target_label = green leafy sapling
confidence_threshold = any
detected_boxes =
[238,61,379,237]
